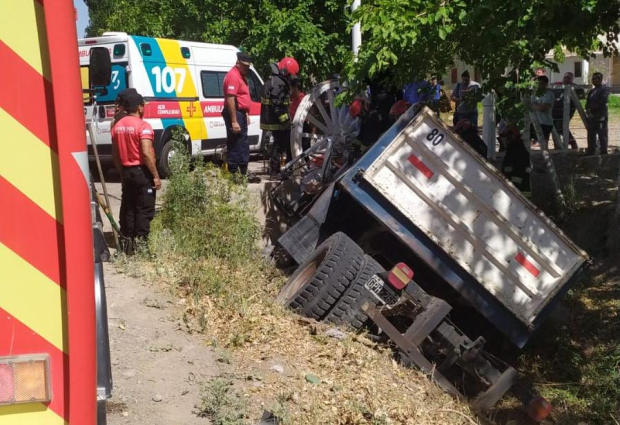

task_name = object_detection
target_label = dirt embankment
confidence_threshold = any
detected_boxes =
[509,151,620,424]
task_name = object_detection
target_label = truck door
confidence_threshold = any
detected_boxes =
[1,1,97,423]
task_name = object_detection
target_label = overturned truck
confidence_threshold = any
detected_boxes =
[275,106,588,417]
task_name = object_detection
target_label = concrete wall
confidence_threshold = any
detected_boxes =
[442,53,618,91]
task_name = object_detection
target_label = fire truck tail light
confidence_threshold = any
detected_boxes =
[0,355,51,406]
[387,262,414,290]
[526,396,552,422]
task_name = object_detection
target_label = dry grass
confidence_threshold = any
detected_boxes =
[116,148,478,424]
[123,252,478,424]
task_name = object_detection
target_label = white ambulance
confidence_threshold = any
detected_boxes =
[79,32,266,176]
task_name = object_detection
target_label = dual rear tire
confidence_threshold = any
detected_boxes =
[276,232,384,330]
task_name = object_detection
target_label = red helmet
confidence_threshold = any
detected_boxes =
[277,57,300,77]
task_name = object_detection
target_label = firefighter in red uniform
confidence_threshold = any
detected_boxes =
[111,89,161,254]
[222,52,258,179]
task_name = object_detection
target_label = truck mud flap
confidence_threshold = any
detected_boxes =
[278,183,335,264]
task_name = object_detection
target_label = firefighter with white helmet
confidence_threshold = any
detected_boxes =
[260,57,300,178]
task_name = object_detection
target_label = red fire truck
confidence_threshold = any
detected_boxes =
[0,1,112,424]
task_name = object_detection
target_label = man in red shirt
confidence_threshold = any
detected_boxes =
[222,52,254,178]
[111,89,161,253]
[289,76,305,125]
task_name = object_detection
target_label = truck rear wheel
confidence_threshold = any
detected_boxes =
[325,255,385,330]
[276,232,365,320]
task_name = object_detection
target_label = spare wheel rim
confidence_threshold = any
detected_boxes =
[277,248,328,304]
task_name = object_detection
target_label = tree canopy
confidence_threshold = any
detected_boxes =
[346,0,620,92]
[86,0,620,98]
[84,0,351,82]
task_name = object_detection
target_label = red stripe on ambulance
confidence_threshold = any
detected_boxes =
[201,101,225,117]
[144,101,183,119]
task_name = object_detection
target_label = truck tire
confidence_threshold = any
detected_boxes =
[325,255,385,330]
[276,232,365,320]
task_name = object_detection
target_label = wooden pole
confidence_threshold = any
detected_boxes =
[87,121,121,252]
[563,85,571,147]
[529,111,566,218]
[571,87,588,126]
[482,92,496,160]
[551,126,565,150]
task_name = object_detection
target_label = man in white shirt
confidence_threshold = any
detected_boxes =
[451,70,481,127]
[529,76,556,148]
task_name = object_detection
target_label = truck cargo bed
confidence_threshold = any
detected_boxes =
[339,108,588,346]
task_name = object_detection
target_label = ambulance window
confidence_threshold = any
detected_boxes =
[114,44,126,57]
[140,43,152,56]
[201,71,226,98]
[181,47,191,59]
[247,70,262,103]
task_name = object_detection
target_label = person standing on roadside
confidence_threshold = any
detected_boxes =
[585,72,610,156]
[260,57,300,178]
[111,89,161,254]
[428,77,442,114]
[223,52,258,179]
[501,124,532,198]
[529,75,556,148]
[451,70,481,127]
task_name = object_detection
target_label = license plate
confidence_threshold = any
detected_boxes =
[364,275,400,308]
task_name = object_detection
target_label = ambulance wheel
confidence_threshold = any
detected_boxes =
[324,255,384,330]
[276,232,365,320]
[158,140,175,178]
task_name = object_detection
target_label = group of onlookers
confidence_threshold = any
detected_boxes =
[529,71,609,155]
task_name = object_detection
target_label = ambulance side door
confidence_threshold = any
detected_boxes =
[246,68,264,150]
[196,67,229,154]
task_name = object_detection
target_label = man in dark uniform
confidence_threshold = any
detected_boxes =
[501,124,532,198]
[454,118,488,158]
[222,52,258,179]
[585,72,610,155]
[111,89,161,254]
[260,57,300,177]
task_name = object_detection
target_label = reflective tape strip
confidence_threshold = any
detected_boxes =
[0,41,54,147]
[0,307,68,419]
[0,108,63,222]
[261,98,290,106]
[392,267,410,285]
[515,252,540,277]
[0,404,66,425]
[260,123,289,131]
[0,243,68,353]
[0,0,51,79]
[0,177,63,285]
[408,154,434,179]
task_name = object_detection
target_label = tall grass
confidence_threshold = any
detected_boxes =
[134,143,281,330]
[154,144,259,265]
